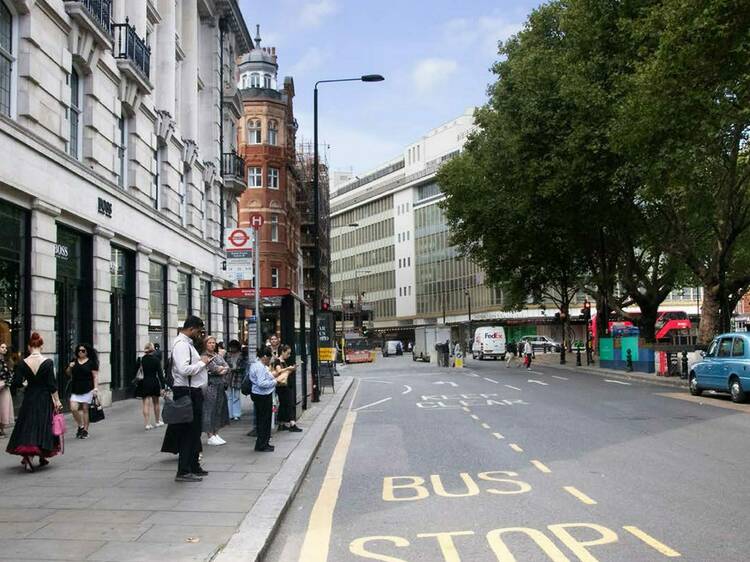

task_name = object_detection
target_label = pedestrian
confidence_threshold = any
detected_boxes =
[274,344,301,432]
[0,342,14,438]
[6,332,63,472]
[523,339,533,370]
[65,343,99,440]
[153,342,163,364]
[161,316,211,483]
[506,341,518,367]
[203,335,230,446]
[134,342,165,430]
[443,340,451,367]
[269,334,281,359]
[225,340,246,421]
[247,346,289,452]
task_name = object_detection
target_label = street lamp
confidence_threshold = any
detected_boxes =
[464,289,472,355]
[312,74,384,402]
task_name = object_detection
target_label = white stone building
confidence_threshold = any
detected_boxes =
[0,0,252,403]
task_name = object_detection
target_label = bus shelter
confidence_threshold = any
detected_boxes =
[211,287,311,413]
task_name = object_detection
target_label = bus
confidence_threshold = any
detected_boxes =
[344,333,374,363]
[589,310,692,349]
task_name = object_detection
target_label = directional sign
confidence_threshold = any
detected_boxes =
[249,213,264,229]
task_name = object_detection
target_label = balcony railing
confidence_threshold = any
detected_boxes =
[65,0,112,37]
[113,19,150,80]
[222,151,245,179]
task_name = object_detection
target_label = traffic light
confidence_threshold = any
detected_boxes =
[321,297,330,311]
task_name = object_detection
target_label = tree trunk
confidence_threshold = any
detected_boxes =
[698,285,721,346]
[637,303,658,343]
[595,294,610,337]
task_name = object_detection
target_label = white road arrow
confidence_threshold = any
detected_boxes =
[528,379,549,386]
[434,381,459,387]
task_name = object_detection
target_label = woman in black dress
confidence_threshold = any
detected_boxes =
[273,345,301,432]
[135,342,165,430]
[6,332,63,472]
[65,343,99,439]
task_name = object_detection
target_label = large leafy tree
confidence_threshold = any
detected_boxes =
[615,0,750,343]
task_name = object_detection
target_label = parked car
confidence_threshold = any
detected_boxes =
[472,327,507,360]
[518,335,562,352]
[689,333,750,403]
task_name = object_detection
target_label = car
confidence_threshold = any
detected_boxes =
[689,332,750,403]
[518,335,562,353]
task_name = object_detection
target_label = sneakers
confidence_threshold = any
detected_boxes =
[79,429,89,439]
[145,424,153,430]
[155,421,164,427]
[207,435,226,446]
[76,427,83,438]
[287,425,302,433]
[175,473,203,482]
[193,467,209,476]
[254,445,275,452]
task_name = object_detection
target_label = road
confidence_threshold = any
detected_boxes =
[265,355,750,562]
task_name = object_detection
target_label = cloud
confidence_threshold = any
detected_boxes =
[299,0,337,27]
[412,58,458,93]
[288,47,328,76]
[442,15,523,57]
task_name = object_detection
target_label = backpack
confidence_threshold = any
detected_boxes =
[240,371,252,396]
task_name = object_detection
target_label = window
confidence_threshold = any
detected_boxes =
[718,338,733,358]
[250,72,260,87]
[732,337,745,357]
[0,1,13,117]
[69,68,82,159]
[152,146,161,209]
[268,120,278,145]
[268,167,279,188]
[263,73,271,88]
[271,267,279,288]
[178,171,186,226]
[248,166,262,188]
[270,214,279,241]
[202,183,210,238]
[241,73,249,88]
[200,279,211,332]
[247,119,261,144]
[117,114,128,188]
[177,271,191,323]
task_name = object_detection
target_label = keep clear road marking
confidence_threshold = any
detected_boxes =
[551,375,569,381]
[564,486,597,505]
[505,385,522,391]
[605,379,632,386]
[298,380,361,562]
[623,526,682,557]
[509,443,524,452]
[528,379,549,386]
[483,377,499,384]
[402,385,412,395]
[531,460,552,473]
[493,432,505,440]
[354,397,392,412]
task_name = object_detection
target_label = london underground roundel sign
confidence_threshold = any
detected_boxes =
[227,228,250,249]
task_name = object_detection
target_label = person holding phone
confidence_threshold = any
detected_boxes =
[273,345,301,432]
[248,346,289,452]
[202,336,230,446]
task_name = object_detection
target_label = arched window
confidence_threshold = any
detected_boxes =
[250,73,260,88]
[247,119,261,144]
[69,68,82,159]
[241,73,249,88]
[0,1,14,117]
[263,73,271,88]
[268,119,278,145]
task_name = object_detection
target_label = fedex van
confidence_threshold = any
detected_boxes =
[472,327,507,360]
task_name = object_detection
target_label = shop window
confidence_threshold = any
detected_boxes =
[0,202,28,360]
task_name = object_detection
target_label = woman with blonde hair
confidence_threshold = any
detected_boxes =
[0,342,14,438]
[202,335,230,446]
[134,342,166,429]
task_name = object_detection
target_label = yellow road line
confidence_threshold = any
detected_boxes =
[563,486,597,505]
[623,526,681,557]
[470,414,479,420]
[509,443,523,452]
[298,381,360,562]
[531,460,552,473]
[492,432,504,440]
[481,423,491,429]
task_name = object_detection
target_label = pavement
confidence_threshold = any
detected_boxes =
[0,376,352,562]
[266,356,750,562]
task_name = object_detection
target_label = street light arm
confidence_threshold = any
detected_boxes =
[315,78,364,88]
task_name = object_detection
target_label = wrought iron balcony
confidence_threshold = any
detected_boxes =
[222,151,246,195]
[64,0,113,45]
[113,19,151,83]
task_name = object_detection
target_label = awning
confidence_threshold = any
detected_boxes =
[211,287,307,308]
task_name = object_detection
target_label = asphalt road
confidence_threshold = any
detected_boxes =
[265,355,750,562]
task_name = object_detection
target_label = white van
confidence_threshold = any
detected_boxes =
[383,340,402,357]
[472,327,507,360]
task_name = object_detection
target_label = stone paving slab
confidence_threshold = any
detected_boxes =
[0,379,351,561]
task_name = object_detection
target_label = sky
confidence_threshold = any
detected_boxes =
[237,0,541,177]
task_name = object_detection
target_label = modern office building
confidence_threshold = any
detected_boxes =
[0,0,252,403]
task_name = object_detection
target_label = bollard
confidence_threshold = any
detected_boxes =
[681,350,688,379]
[576,346,582,366]
[626,349,633,372]
[560,346,566,365]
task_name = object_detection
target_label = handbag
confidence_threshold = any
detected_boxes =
[89,396,105,423]
[132,358,144,385]
[162,375,193,424]
[52,412,66,435]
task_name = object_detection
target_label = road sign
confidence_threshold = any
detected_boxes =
[249,213,264,229]
[225,228,253,250]
[224,228,254,282]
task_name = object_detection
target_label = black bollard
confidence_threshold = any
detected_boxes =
[560,346,566,365]
[576,346,582,366]
[681,350,689,379]
[626,349,633,372]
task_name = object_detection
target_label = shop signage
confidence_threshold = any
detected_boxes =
[317,312,335,362]
[97,197,112,218]
[54,244,70,260]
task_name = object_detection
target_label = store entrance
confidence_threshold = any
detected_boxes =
[110,247,135,401]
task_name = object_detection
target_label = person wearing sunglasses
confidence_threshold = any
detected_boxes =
[65,343,99,439]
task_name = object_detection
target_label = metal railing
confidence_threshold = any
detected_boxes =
[222,151,245,178]
[113,18,150,80]
[65,0,112,37]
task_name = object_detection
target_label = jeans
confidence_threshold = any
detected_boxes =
[226,387,242,419]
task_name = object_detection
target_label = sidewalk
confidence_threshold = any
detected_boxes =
[0,378,352,562]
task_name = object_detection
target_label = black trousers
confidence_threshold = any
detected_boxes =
[251,392,272,450]
[174,386,204,475]
[276,385,295,424]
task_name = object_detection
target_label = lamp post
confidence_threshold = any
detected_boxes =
[312,75,384,402]
[464,289,472,356]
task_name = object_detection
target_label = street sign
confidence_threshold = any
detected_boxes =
[225,228,253,251]
[249,213,264,229]
[317,312,335,362]
[247,317,257,350]
[224,228,254,282]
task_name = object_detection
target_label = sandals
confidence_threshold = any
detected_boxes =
[21,456,35,473]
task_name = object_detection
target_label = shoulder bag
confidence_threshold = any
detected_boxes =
[162,342,196,425]
[89,396,105,423]
[132,357,144,385]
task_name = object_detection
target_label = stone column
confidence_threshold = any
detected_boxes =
[167,257,179,353]
[228,303,239,342]
[92,226,114,406]
[156,0,176,115]
[29,200,60,357]
[191,271,202,322]
[180,0,199,142]
[211,278,225,342]
[135,245,152,353]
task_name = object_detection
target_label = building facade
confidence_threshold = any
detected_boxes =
[0,0,252,403]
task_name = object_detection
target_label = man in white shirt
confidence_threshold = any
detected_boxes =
[162,316,211,482]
